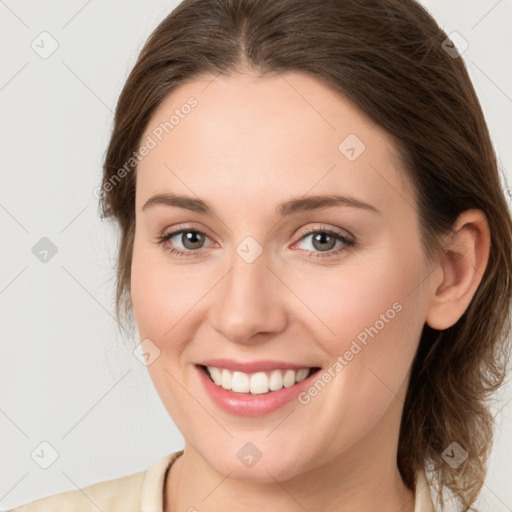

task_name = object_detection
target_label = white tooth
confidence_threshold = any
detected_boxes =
[231,371,250,393]
[208,366,222,385]
[283,369,296,388]
[269,369,284,391]
[250,372,270,394]
[221,368,232,390]
[295,368,310,383]
[210,367,312,394]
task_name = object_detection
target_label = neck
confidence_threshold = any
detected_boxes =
[164,419,415,512]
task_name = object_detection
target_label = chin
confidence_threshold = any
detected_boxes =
[203,448,306,483]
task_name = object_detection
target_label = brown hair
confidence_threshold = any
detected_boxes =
[99,0,512,509]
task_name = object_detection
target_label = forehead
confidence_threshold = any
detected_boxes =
[135,71,413,217]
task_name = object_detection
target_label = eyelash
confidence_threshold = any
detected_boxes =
[154,224,356,260]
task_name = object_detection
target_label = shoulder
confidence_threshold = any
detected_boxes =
[8,469,146,512]
[7,451,184,512]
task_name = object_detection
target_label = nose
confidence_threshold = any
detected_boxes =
[210,247,288,344]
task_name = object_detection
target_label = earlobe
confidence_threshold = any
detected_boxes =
[425,209,491,330]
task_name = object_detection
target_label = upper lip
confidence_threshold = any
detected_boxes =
[197,358,319,373]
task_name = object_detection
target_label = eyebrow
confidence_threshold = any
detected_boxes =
[141,193,380,216]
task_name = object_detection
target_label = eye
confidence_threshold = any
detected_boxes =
[154,224,356,259]
[293,226,355,259]
[154,226,214,257]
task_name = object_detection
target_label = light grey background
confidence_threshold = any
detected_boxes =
[1,1,511,510]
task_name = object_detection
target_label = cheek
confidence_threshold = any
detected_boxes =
[130,240,200,424]
[294,243,427,394]
[130,237,203,340]
[130,245,166,338]
[296,246,424,332]
[289,250,427,446]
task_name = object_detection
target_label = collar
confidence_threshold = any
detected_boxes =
[140,450,184,512]
[414,468,435,512]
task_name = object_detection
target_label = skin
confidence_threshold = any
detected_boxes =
[130,69,490,512]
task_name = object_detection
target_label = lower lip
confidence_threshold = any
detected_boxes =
[196,365,320,417]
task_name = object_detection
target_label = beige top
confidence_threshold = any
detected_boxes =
[10,450,435,511]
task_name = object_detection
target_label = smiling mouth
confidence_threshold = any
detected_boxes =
[198,364,321,395]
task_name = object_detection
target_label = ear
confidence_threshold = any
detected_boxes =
[425,209,491,330]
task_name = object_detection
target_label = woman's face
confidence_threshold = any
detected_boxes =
[131,70,436,481]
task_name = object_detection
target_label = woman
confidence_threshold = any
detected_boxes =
[11,0,512,511]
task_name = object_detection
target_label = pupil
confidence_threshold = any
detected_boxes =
[184,231,203,249]
[313,232,335,251]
